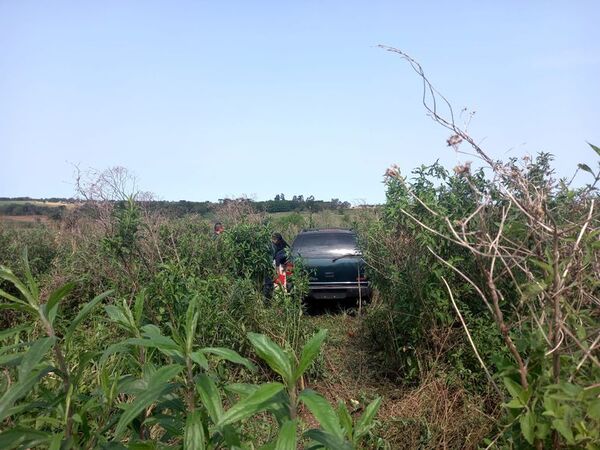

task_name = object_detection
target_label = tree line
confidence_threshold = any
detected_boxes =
[0,195,357,220]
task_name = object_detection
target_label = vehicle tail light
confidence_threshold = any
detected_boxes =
[356,276,367,281]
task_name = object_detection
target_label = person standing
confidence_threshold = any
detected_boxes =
[213,222,224,237]
[271,232,289,267]
[263,232,289,301]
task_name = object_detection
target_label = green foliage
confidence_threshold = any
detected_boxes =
[0,260,380,448]
[366,147,600,448]
[360,161,499,386]
[220,222,273,285]
[102,196,141,258]
[0,227,57,285]
[246,329,382,449]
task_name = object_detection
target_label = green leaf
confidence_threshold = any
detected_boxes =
[588,142,600,157]
[200,347,256,372]
[535,420,551,440]
[0,324,30,341]
[299,389,344,441]
[0,287,36,314]
[48,432,63,450]
[65,290,113,347]
[294,329,327,382]
[0,301,37,315]
[558,382,581,398]
[220,424,243,448]
[336,401,353,440]
[0,288,23,305]
[578,163,594,174]
[520,281,547,300]
[125,325,184,360]
[258,443,276,450]
[552,418,574,444]
[275,420,297,450]
[21,248,39,302]
[184,409,206,450]
[0,427,52,450]
[528,258,553,274]
[189,351,209,370]
[0,266,36,307]
[133,291,145,326]
[0,351,26,367]
[44,282,74,325]
[104,305,132,329]
[196,374,223,423]
[247,333,293,384]
[504,398,525,409]
[218,382,284,427]
[543,395,558,417]
[113,364,183,438]
[355,397,381,439]
[503,377,528,404]
[587,399,600,420]
[224,383,259,397]
[185,302,199,352]
[143,415,183,437]
[519,410,535,445]
[18,337,55,380]
[0,366,53,421]
[304,429,352,450]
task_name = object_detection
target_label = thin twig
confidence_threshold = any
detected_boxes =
[441,277,502,396]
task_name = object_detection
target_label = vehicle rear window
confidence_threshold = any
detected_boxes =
[292,232,359,257]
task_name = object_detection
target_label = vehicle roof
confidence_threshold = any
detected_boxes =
[298,228,355,234]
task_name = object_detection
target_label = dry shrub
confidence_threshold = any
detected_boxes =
[378,377,498,450]
[214,197,265,225]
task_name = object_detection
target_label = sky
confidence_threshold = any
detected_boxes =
[1,1,599,204]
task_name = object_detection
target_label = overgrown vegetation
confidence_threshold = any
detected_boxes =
[355,46,600,449]
[2,49,599,449]
[361,148,600,448]
[0,255,380,449]
[0,192,381,448]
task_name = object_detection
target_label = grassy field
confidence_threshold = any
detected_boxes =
[0,199,77,208]
[0,215,52,225]
[0,200,78,228]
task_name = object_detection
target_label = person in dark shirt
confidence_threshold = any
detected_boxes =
[263,232,289,301]
[271,232,289,267]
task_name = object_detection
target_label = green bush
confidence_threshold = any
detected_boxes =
[220,222,273,287]
[0,260,379,449]
[360,161,500,388]
[363,147,600,448]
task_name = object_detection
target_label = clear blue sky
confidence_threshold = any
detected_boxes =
[1,1,599,203]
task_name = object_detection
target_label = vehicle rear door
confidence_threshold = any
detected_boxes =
[291,231,365,284]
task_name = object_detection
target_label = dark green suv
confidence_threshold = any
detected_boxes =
[291,229,370,301]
